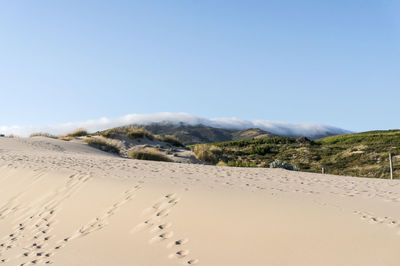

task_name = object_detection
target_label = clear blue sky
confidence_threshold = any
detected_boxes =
[0,1,399,132]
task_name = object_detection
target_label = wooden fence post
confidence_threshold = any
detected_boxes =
[322,168,325,174]
[389,153,393,180]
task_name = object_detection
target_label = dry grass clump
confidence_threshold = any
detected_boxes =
[29,132,57,138]
[193,144,222,164]
[66,128,88,137]
[127,148,171,162]
[58,136,73,141]
[126,127,154,140]
[162,135,184,147]
[100,128,119,138]
[216,161,228,166]
[100,126,155,140]
[84,137,120,154]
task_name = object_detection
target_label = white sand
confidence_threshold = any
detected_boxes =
[0,136,399,265]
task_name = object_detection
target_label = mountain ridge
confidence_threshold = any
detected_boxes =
[138,123,275,145]
[125,122,347,144]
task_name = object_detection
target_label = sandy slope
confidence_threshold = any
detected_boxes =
[0,137,399,266]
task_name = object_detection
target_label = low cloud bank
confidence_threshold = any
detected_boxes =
[0,112,351,139]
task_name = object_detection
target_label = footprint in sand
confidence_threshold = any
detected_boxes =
[132,193,199,264]
[169,249,189,259]
[150,231,174,243]
[36,184,141,265]
[187,259,199,264]
[153,223,172,232]
[354,210,400,235]
[167,238,189,248]
[156,209,171,217]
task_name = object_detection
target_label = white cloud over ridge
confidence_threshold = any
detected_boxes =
[0,112,351,139]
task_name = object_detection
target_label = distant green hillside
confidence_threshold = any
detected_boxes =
[192,130,400,179]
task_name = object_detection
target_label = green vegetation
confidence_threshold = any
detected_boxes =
[127,148,171,162]
[192,131,400,179]
[29,132,57,138]
[318,130,400,146]
[84,137,120,154]
[226,160,257,167]
[66,128,88,137]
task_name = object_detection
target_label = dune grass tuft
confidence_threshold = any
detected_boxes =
[58,136,73,141]
[126,127,154,140]
[29,132,57,139]
[66,128,88,137]
[193,144,222,164]
[84,137,120,154]
[100,129,118,138]
[216,161,228,166]
[127,148,171,162]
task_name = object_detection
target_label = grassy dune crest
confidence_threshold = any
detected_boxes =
[29,132,57,138]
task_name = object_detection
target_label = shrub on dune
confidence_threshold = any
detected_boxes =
[127,148,171,162]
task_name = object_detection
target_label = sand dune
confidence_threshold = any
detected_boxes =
[0,137,399,265]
